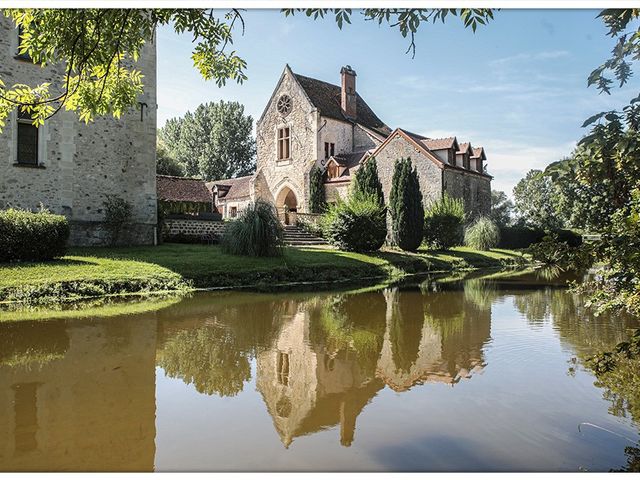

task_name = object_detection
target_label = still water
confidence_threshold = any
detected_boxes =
[0,273,639,472]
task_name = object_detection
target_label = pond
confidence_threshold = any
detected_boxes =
[0,271,639,472]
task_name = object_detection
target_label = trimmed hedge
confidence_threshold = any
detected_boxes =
[498,226,582,249]
[0,208,70,262]
[555,229,583,248]
[498,225,545,249]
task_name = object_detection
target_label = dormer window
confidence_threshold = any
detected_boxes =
[277,127,290,160]
[327,162,339,179]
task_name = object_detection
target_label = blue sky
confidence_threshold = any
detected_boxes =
[156,9,638,195]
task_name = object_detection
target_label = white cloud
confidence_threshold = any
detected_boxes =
[489,50,570,67]
[483,139,577,195]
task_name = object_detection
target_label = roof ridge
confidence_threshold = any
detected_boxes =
[156,174,204,181]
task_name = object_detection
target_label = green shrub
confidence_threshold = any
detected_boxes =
[352,156,384,207]
[220,200,283,257]
[103,195,132,245]
[464,216,500,250]
[423,194,465,250]
[527,233,592,270]
[0,208,70,262]
[498,225,545,249]
[308,165,327,214]
[297,216,324,238]
[323,193,386,252]
[389,158,424,251]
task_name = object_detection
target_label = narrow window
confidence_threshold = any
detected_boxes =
[12,383,40,454]
[327,163,338,179]
[16,111,39,165]
[277,127,290,160]
[229,206,237,218]
[324,142,335,160]
[15,26,31,61]
[277,352,290,386]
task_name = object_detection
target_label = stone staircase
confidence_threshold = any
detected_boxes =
[282,225,328,247]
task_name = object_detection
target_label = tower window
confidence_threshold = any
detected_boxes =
[277,127,290,160]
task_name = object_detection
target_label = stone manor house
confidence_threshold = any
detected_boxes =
[212,64,492,221]
[1,12,490,246]
[0,16,157,246]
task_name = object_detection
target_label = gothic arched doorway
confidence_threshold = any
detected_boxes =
[275,186,299,225]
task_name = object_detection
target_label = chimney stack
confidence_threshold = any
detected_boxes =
[340,65,357,119]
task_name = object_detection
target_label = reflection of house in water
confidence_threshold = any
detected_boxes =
[256,307,383,447]
[0,318,156,471]
[377,288,490,391]
[257,285,492,447]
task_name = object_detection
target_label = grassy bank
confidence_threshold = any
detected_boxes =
[0,243,528,305]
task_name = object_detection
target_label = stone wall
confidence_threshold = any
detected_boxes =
[443,169,491,217]
[0,16,157,246]
[373,134,444,208]
[324,181,350,203]
[162,218,226,240]
[318,117,353,163]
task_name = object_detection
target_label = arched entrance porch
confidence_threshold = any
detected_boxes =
[275,185,299,225]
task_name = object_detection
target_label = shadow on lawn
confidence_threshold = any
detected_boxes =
[0,258,101,269]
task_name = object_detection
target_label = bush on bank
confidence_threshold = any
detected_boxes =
[0,208,70,262]
[220,200,284,257]
[423,194,465,250]
[323,193,387,252]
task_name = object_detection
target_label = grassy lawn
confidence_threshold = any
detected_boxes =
[0,243,528,304]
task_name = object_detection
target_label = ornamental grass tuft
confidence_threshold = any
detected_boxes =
[220,200,284,257]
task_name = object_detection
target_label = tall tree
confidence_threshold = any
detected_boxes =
[158,101,256,181]
[513,169,563,231]
[389,158,424,251]
[490,190,514,227]
[352,157,384,207]
[156,137,185,176]
[308,165,327,214]
[0,8,494,130]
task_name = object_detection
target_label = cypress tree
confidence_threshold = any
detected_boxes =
[308,165,327,213]
[352,156,384,206]
[389,158,424,251]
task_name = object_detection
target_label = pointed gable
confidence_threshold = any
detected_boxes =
[292,72,392,139]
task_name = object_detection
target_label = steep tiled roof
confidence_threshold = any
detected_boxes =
[424,137,457,150]
[326,150,370,180]
[293,73,392,139]
[332,151,368,168]
[457,142,471,154]
[209,175,253,201]
[157,175,212,203]
[471,147,486,159]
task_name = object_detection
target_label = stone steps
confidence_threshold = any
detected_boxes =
[282,225,328,247]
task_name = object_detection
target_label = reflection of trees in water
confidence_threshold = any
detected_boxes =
[309,291,386,374]
[422,284,492,380]
[157,296,292,397]
[615,443,640,472]
[160,325,251,397]
[514,288,639,355]
[389,289,425,374]
[0,321,69,368]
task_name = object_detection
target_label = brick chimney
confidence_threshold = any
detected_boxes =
[340,65,357,119]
